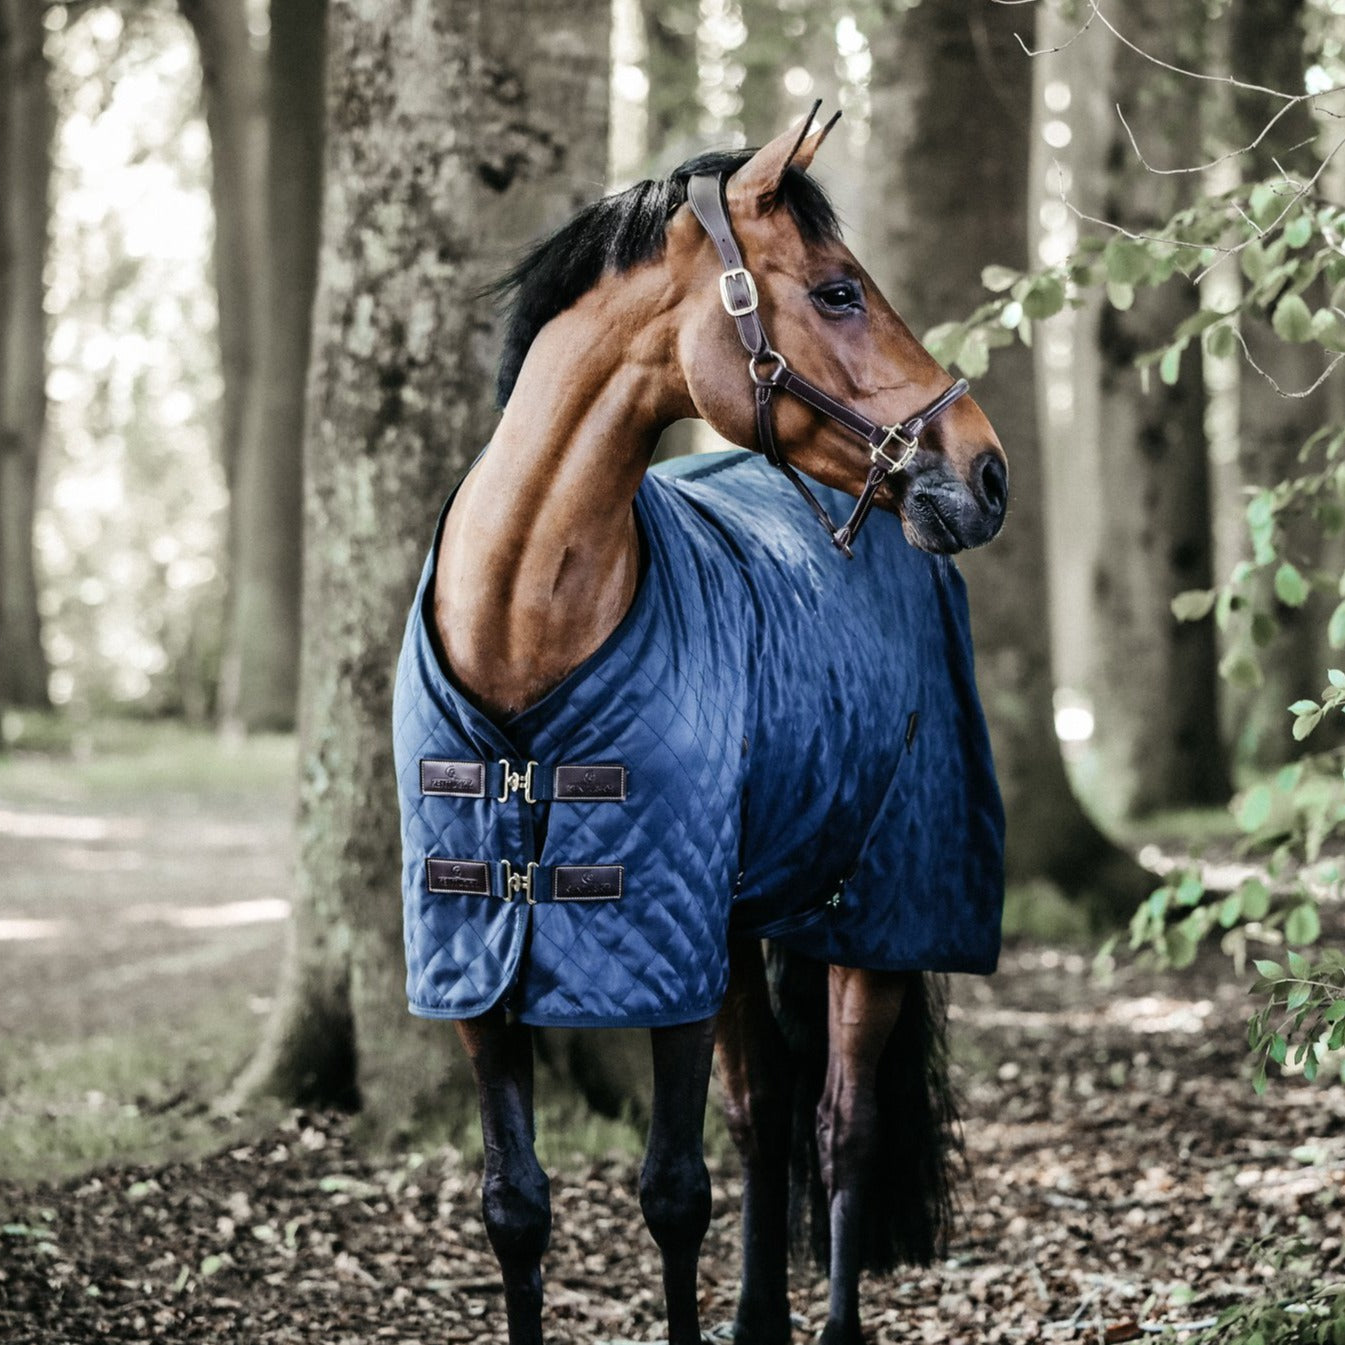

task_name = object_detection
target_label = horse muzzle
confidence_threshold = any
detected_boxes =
[900,450,1007,554]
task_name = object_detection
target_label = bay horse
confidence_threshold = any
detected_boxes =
[393,108,1007,1345]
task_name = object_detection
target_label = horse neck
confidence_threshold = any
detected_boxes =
[434,286,689,719]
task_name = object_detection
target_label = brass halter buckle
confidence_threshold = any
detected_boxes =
[870,424,920,475]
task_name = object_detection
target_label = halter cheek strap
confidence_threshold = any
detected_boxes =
[686,172,968,557]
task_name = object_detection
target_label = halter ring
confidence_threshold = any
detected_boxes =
[748,350,789,386]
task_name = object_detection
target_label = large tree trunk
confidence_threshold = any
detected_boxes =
[1089,0,1229,817]
[234,0,612,1127]
[0,0,52,710]
[215,0,326,732]
[1219,0,1327,767]
[867,0,1149,919]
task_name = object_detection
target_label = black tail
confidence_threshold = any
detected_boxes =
[765,944,962,1272]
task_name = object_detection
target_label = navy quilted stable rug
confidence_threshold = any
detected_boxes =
[392,449,1004,1028]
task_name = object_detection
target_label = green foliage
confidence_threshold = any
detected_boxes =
[1177,1241,1345,1344]
[955,165,1345,1102]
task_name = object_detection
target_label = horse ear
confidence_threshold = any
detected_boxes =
[726,102,842,215]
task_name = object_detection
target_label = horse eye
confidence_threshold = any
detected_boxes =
[812,280,863,313]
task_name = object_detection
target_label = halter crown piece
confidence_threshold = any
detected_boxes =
[686,172,969,557]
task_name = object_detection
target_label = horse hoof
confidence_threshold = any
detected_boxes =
[818,1322,866,1345]
[728,1315,792,1344]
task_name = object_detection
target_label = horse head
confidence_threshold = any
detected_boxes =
[666,113,1009,555]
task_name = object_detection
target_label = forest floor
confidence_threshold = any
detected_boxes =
[1,718,1342,1344]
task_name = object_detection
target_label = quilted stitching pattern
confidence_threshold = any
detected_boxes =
[392,453,1004,1028]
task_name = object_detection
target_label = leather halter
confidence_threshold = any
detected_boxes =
[686,172,969,557]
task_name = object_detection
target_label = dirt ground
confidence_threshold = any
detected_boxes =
[1,726,1343,1343]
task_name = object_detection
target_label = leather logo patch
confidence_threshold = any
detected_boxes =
[420,759,485,797]
[426,858,491,896]
[553,864,624,901]
[553,764,628,802]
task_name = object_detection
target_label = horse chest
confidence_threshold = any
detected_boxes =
[393,453,1004,1029]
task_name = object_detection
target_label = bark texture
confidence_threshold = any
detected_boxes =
[216,0,326,732]
[867,0,1149,918]
[1221,0,1328,766]
[237,0,612,1126]
[0,0,52,709]
[1090,0,1229,816]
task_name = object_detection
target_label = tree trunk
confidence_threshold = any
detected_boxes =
[215,0,325,732]
[0,0,52,710]
[1221,0,1327,768]
[177,0,265,497]
[233,0,612,1128]
[1089,0,1230,817]
[867,0,1149,919]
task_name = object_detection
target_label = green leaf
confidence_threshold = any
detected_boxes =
[1241,237,1269,283]
[1283,211,1312,248]
[981,264,1019,293]
[1253,958,1283,980]
[1159,341,1186,386]
[1242,880,1271,921]
[1165,926,1197,969]
[1270,1032,1288,1064]
[1105,238,1152,286]
[1330,601,1345,649]
[1303,1050,1319,1082]
[1324,999,1345,1024]
[1287,981,1311,1010]
[1285,903,1321,946]
[1205,322,1237,359]
[1220,648,1264,690]
[1022,275,1065,320]
[1311,307,1345,352]
[1293,708,1323,740]
[1249,182,1280,229]
[1273,293,1315,343]
[923,322,963,367]
[955,329,989,378]
[1275,562,1310,606]
[1288,699,1320,715]
[1237,784,1273,831]
[1330,668,1345,688]
[1106,281,1135,311]
[1171,589,1216,622]
[1252,1060,1268,1095]
[1218,892,1243,928]
[200,1254,224,1278]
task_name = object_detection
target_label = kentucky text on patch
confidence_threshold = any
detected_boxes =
[426,858,492,895]
[553,764,628,801]
[420,759,486,797]
[553,865,625,901]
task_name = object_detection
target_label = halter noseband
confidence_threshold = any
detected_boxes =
[686,172,969,557]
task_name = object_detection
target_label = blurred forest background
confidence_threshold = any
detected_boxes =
[3,0,1345,1340]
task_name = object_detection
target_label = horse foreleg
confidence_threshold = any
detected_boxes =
[715,937,794,1343]
[641,1016,717,1345]
[817,966,907,1345]
[456,1012,550,1345]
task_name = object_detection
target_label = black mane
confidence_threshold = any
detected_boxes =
[490,148,842,407]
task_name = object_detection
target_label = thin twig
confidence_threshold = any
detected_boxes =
[1231,331,1345,399]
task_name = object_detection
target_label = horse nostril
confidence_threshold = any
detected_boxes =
[975,451,1008,517]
